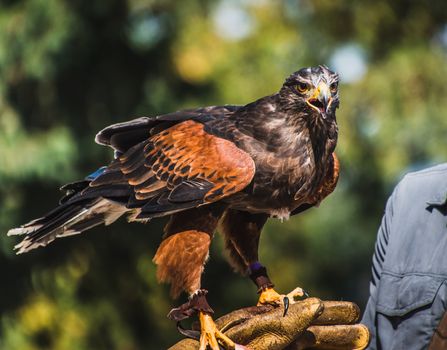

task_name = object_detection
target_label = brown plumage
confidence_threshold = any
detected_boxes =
[154,204,224,298]
[8,65,340,349]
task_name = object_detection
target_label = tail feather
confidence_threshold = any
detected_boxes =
[68,216,106,233]
[8,198,128,254]
[8,204,84,237]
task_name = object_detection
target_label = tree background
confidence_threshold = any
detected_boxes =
[1,0,447,348]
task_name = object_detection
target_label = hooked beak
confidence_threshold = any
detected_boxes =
[306,82,332,118]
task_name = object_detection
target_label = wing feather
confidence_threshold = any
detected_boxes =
[95,105,241,153]
[91,119,255,219]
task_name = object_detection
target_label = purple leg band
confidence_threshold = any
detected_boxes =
[249,261,263,273]
[249,261,274,292]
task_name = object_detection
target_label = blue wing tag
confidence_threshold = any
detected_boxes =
[85,166,107,181]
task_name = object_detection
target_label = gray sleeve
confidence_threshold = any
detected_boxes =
[370,191,395,289]
[361,183,399,347]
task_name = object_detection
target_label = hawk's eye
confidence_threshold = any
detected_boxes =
[330,82,338,93]
[296,82,309,94]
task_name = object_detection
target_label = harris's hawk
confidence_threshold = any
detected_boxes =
[8,65,340,350]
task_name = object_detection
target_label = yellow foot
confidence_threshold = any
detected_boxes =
[198,311,237,350]
[257,286,307,307]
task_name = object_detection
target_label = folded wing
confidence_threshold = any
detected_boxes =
[91,119,256,219]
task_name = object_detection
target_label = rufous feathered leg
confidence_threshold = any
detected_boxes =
[153,205,245,349]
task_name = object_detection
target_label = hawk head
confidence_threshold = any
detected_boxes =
[279,65,340,121]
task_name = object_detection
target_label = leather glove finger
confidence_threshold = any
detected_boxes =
[225,298,324,350]
[289,301,369,350]
[288,324,370,350]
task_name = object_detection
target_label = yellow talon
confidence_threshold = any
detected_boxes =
[257,287,282,306]
[199,311,236,350]
[257,287,306,306]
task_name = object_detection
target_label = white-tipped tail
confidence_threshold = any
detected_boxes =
[10,198,128,254]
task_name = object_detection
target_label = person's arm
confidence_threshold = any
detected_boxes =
[361,182,400,347]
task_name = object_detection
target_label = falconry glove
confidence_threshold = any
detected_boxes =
[170,298,369,350]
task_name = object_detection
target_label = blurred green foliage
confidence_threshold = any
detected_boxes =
[1,0,447,348]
